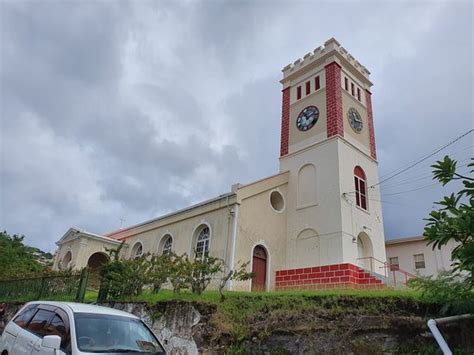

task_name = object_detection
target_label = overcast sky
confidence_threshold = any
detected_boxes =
[0,0,472,252]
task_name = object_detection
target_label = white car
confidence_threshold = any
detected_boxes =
[0,301,165,354]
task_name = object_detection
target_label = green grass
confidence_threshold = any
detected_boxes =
[111,287,421,304]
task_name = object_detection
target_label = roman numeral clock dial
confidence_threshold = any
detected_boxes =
[296,106,319,131]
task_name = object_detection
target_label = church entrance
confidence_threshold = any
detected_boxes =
[356,232,374,271]
[251,245,267,291]
[87,252,109,271]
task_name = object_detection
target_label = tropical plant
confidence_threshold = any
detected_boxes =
[424,156,474,286]
[407,271,474,315]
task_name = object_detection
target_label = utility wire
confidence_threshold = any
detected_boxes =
[380,154,473,185]
[382,182,439,196]
[371,129,473,188]
[381,161,472,189]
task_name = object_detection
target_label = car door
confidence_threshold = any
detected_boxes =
[14,308,55,354]
[31,308,69,355]
[0,304,38,354]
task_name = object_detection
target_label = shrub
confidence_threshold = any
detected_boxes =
[218,261,254,301]
[190,255,223,295]
[167,253,192,293]
[148,254,172,293]
[99,243,150,298]
[407,271,474,315]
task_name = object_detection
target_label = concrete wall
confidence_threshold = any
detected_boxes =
[338,139,386,272]
[232,172,289,291]
[280,138,345,270]
[341,90,370,155]
[53,236,118,271]
[386,238,457,277]
[121,205,235,263]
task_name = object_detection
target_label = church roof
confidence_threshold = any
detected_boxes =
[385,235,425,245]
[56,227,122,246]
[105,192,236,240]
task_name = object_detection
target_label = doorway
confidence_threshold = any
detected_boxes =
[251,245,267,291]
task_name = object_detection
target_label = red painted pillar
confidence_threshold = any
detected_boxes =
[280,87,290,157]
[325,62,344,138]
[365,90,377,160]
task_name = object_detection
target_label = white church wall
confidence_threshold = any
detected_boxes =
[280,137,345,270]
[54,236,120,271]
[121,203,236,264]
[232,172,289,291]
[338,139,386,272]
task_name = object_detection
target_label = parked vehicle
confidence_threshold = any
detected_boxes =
[0,301,166,354]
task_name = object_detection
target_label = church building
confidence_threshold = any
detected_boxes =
[53,38,388,291]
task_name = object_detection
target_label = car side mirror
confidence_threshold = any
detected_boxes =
[42,335,61,350]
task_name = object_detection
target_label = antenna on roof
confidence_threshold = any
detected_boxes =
[119,217,125,229]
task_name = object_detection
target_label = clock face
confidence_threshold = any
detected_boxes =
[296,106,319,131]
[347,107,363,133]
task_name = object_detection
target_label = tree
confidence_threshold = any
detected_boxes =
[0,231,47,279]
[167,253,192,293]
[189,255,223,295]
[99,243,149,298]
[148,254,172,293]
[424,156,474,286]
[217,261,254,302]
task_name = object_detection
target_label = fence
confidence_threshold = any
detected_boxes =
[0,269,89,302]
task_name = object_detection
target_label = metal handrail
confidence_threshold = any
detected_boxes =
[356,256,417,286]
[356,256,389,277]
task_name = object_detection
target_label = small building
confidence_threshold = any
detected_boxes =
[53,38,388,290]
[385,236,457,278]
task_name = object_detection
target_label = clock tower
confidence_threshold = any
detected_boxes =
[279,38,386,272]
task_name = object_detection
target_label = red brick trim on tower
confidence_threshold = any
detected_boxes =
[325,62,344,138]
[280,87,290,156]
[365,90,377,160]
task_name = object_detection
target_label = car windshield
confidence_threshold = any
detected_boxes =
[74,312,164,354]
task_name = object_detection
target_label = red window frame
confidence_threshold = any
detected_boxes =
[297,86,302,100]
[315,76,320,91]
[344,77,348,91]
[305,81,310,95]
[351,83,355,96]
[354,166,367,210]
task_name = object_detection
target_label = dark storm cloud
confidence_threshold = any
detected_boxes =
[0,0,472,251]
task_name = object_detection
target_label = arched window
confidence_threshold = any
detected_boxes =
[354,166,367,210]
[131,242,143,259]
[161,235,173,255]
[195,226,210,260]
[60,251,72,270]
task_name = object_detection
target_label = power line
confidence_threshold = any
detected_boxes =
[380,153,473,186]
[371,129,473,188]
[382,182,439,196]
[381,161,472,190]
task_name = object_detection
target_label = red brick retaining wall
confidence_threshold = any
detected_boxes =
[275,263,384,290]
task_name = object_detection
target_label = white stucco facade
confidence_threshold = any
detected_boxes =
[385,236,457,278]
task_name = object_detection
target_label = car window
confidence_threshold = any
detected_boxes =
[26,309,55,337]
[75,312,165,353]
[45,314,71,352]
[13,304,37,328]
